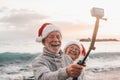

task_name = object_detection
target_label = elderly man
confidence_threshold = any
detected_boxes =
[32,23,85,80]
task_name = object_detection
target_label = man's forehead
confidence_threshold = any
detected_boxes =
[48,31,61,36]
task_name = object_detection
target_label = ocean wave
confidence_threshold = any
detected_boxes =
[0,52,38,63]
[89,52,120,59]
[86,66,120,73]
[86,52,120,73]
[0,52,120,63]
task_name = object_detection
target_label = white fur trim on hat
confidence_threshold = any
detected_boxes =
[63,40,83,54]
[42,25,61,40]
[36,24,61,43]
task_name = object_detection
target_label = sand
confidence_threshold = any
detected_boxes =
[1,67,120,80]
[1,61,120,80]
[86,69,120,80]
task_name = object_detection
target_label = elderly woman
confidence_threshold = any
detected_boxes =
[63,40,86,61]
[63,40,87,80]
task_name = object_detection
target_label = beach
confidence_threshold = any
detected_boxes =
[0,52,120,80]
[86,68,120,80]
[0,61,120,80]
[0,41,120,80]
[0,60,34,80]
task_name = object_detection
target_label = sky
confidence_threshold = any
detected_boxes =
[0,0,120,41]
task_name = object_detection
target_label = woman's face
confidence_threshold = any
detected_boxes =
[44,31,62,53]
[65,44,80,60]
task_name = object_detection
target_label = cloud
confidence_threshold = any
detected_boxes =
[0,8,49,31]
[0,7,9,12]
[49,21,93,39]
[0,7,105,40]
[0,7,50,40]
[1,10,47,24]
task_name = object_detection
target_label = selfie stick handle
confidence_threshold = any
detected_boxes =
[73,17,100,80]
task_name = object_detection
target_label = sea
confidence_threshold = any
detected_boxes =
[0,39,120,80]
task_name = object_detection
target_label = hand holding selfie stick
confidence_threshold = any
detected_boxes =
[73,7,107,80]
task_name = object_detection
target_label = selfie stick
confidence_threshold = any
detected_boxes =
[73,7,107,80]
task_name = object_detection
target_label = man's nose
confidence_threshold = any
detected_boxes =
[53,36,59,41]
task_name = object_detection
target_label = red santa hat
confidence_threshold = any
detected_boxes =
[36,23,61,42]
[81,43,86,56]
[63,40,86,56]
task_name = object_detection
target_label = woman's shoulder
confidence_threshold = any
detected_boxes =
[63,54,73,63]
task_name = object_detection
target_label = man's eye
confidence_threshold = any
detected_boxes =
[48,36,54,39]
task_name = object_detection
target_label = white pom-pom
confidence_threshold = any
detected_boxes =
[36,36,42,42]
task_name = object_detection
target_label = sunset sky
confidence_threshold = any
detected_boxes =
[0,0,120,41]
